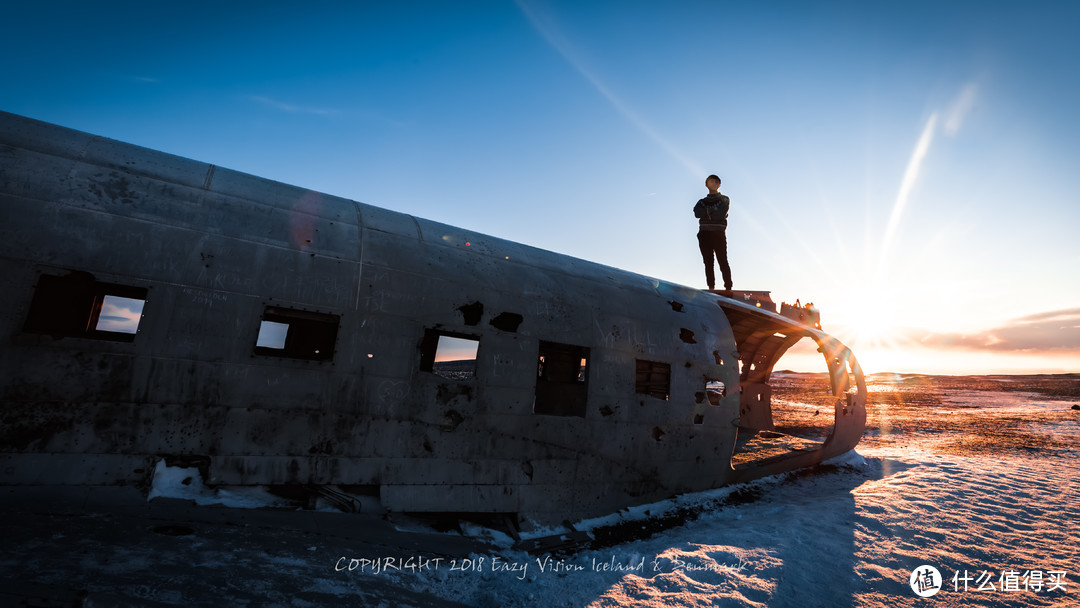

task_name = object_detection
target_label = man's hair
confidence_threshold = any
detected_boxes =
[706,174,721,185]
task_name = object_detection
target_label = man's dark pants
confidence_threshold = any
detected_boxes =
[697,229,732,290]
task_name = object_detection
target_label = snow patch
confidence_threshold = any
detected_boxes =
[146,460,291,509]
[823,448,867,468]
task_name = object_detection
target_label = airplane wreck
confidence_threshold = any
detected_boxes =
[0,111,866,527]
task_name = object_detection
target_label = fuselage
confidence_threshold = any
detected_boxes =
[0,111,865,525]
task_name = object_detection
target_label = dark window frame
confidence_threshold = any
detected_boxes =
[534,340,589,417]
[253,306,340,361]
[418,328,480,381]
[23,271,147,342]
[635,359,671,400]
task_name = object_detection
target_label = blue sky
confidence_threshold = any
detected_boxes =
[4,1,1078,373]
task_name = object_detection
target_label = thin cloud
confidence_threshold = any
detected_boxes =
[250,95,339,116]
[944,83,977,136]
[873,82,978,281]
[875,113,937,281]
[95,297,144,334]
[914,308,1080,352]
[1015,308,1080,324]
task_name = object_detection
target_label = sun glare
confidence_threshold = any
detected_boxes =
[832,284,905,350]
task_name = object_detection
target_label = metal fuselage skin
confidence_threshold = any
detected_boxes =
[0,112,865,525]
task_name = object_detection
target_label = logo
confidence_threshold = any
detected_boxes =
[910,565,942,597]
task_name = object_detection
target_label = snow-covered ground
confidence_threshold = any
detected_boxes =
[374,375,1080,607]
[1,374,1077,607]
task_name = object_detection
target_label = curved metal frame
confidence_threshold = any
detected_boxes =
[715,297,867,482]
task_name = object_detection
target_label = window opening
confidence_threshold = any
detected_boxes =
[94,295,145,334]
[253,306,339,361]
[706,380,726,405]
[255,321,289,350]
[24,271,147,342]
[635,359,671,400]
[534,341,589,417]
[419,329,479,381]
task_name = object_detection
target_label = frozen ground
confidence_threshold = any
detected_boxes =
[1,374,1077,607]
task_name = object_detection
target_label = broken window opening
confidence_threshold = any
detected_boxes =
[635,359,671,401]
[24,271,147,342]
[705,380,726,405]
[253,306,339,361]
[419,329,479,381]
[457,302,483,326]
[490,311,524,333]
[534,341,589,417]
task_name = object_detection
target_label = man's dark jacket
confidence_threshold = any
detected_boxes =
[693,193,729,230]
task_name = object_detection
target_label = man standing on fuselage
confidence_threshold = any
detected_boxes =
[693,174,732,291]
